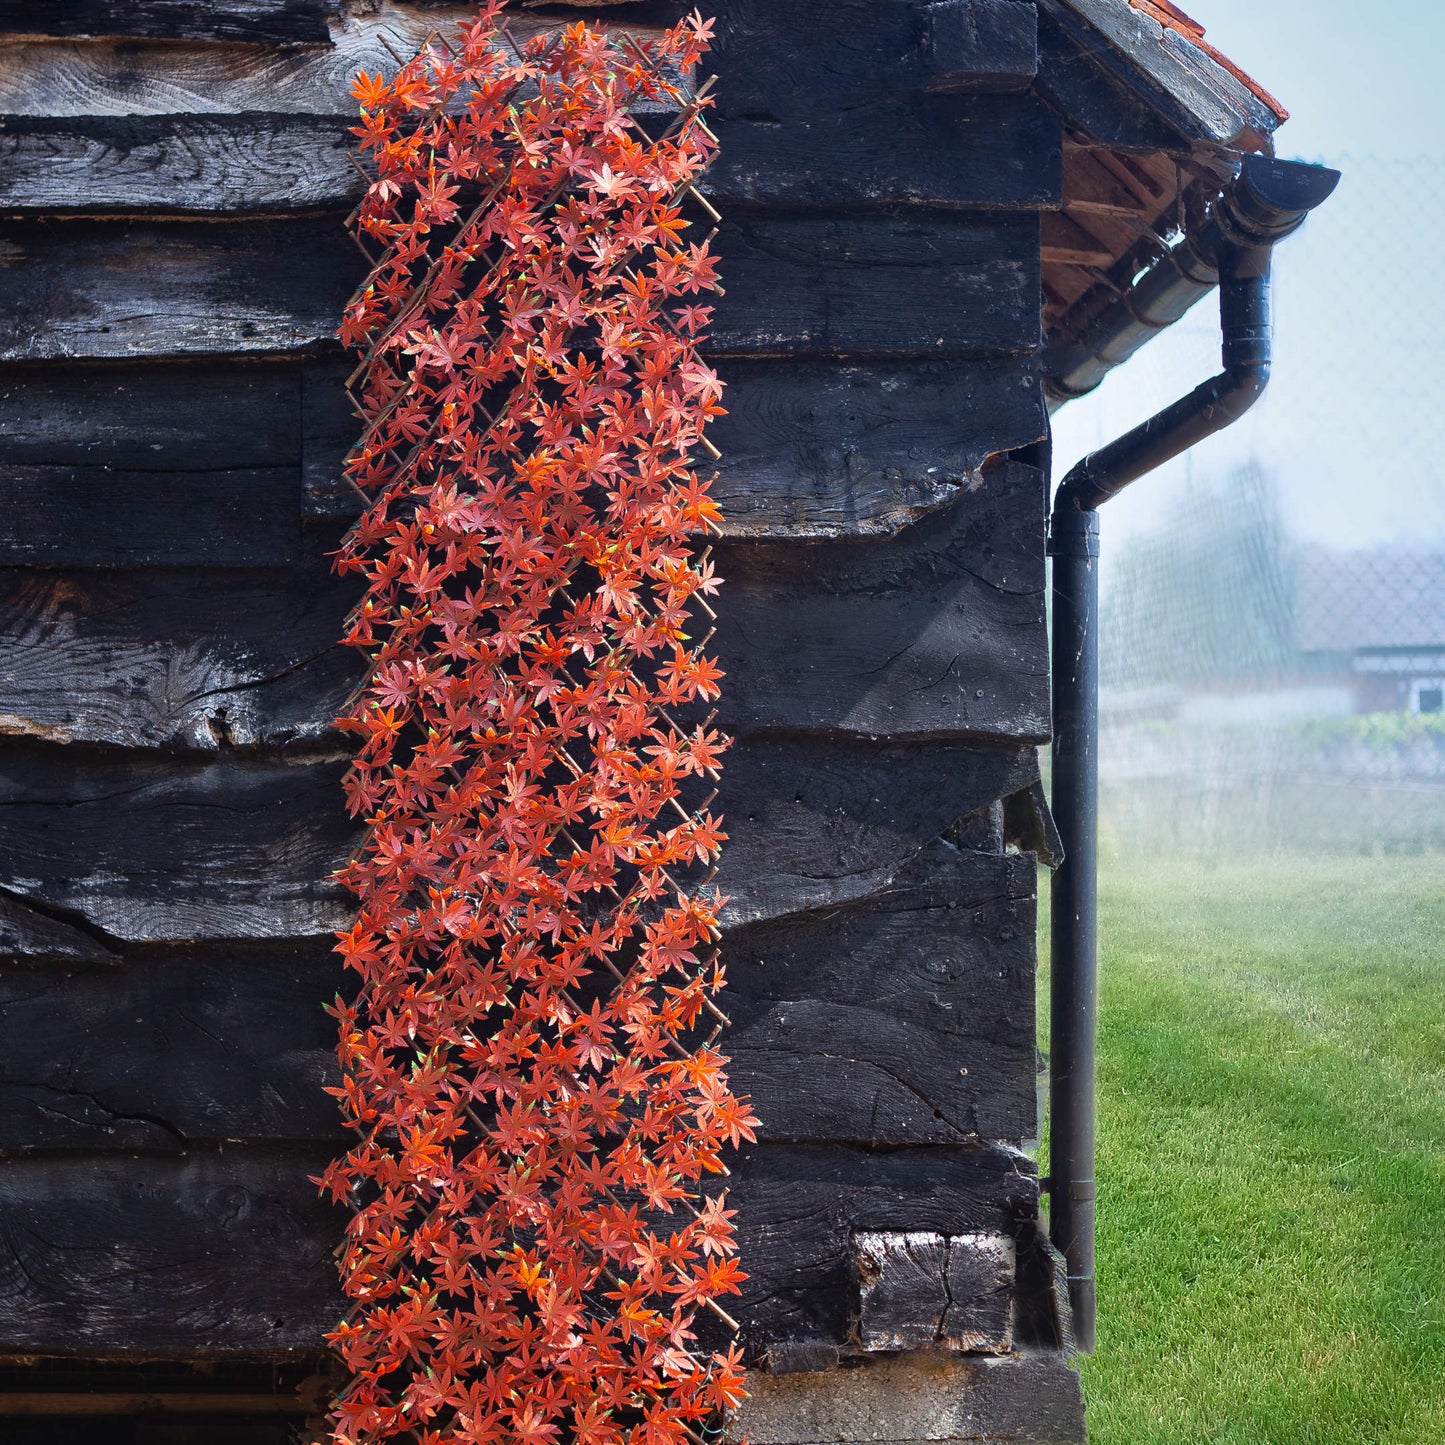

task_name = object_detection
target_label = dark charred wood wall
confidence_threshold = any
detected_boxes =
[0,0,1074,1403]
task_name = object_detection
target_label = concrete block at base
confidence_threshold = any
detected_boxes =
[734,1350,1087,1445]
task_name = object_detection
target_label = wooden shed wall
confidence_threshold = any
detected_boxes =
[0,0,1072,1402]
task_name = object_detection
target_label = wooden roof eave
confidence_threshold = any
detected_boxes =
[1039,0,1283,156]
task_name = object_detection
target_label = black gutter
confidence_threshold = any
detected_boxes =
[1044,154,1339,1355]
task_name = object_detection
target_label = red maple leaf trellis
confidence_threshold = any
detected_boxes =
[316,9,755,1444]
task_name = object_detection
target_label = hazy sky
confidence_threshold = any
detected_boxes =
[1050,0,1445,550]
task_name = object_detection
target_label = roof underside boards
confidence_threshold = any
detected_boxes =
[1048,0,1285,152]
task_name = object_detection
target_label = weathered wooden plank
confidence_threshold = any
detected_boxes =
[0,116,358,216]
[0,748,355,943]
[0,942,345,1152]
[703,0,1059,208]
[0,10,573,117]
[0,360,310,567]
[0,2,1057,213]
[714,461,1049,740]
[736,1351,1087,1445]
[726,842,1038,1144]
[714,738,1038,929]
[304,356,1047,538]
[1033,8,1185,154]
[727,1142,1035,1356]
[0,214,1035,363]
[0,842,1036,1151]
[0,560,360,748]
[0,471,1044,748]
[854,1230,1015,1352]
[0,1148,344,1358]
[0,361,298,468]
[1035,0,1278,151]
[0,893,119,964]
[0,739,1035,946]
[0,1141,1030,1358]
[924,0,1038,94]
[0,466,301,568]
[0,101,1060,216]
[0,0,340,44]
[708,92,1061,210]
[712,214,1039,358]
[0,218,358,362]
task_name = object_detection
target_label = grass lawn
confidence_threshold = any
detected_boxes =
[1051,852,1445,1443]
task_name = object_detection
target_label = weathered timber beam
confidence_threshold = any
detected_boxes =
[923,0,1038,94]
[0,2,1059,214]
[726,842,1038,1144]
[714,738,1038,929]
[0,941,346,1152]
[0,1147,345,1358]
[1036,0,1278,152]
[0,740,1036,945]
[0,748,356,943]
[0,116,359,216]
[0,482,1045,751]
[0,101,1062,217]
[0,214,1039,363]
[713,461,1048,741]
[726,1142,1036,1358]
[736,1352,1086,1444]
[0,0,341,44]
[0,10,596,117]
[304,355,1048,539]
[0,1141,1032,1358]
[0,841,1039,1152]
[0,560,361,748]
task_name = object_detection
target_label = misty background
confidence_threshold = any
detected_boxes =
[1049,0,1445,858]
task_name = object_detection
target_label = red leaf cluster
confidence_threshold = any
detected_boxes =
[318,10,755,1444]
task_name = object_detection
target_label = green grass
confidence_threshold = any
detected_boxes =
[1052,853,1445,1443]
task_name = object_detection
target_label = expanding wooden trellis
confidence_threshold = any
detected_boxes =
[318,9,753,1443]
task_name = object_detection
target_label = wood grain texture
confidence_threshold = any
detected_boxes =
[0,218,359,362]
[708,94,1060,210]
[726,841,1038,1144]
[0,469,1043,750]
[0,214,1035,363]
[854,1230,1015,1352]
[0,9,581,117]
[0,841,1037,1152]
[705,0,1060,207]
[1033,7,1185,154]
[0,942,345,1152]
[304,356,1047,539]
[0,893,119,964]
[713,461,1048,740]
[712,214,1038,359]
[736,1351,1086,1445]
[0,116,359,216]
[0,747,355,943]
[0,1141,1032,1359]
[0,1148,344,1358]
[0,361,310,567]
[0,739,1034,947]
[0,560,360,749]
[0,0,340,44]
[923,0,1038,94]
[714,738,1038,929]
[727,1142,1035,1356]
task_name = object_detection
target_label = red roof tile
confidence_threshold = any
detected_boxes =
[1129,0,1289,121]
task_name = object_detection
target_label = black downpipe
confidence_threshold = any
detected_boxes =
[1045,156,1339,1355]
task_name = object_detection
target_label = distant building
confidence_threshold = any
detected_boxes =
[1296,547,1445,713]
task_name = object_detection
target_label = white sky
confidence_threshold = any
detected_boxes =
[1049,0,1445,549]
